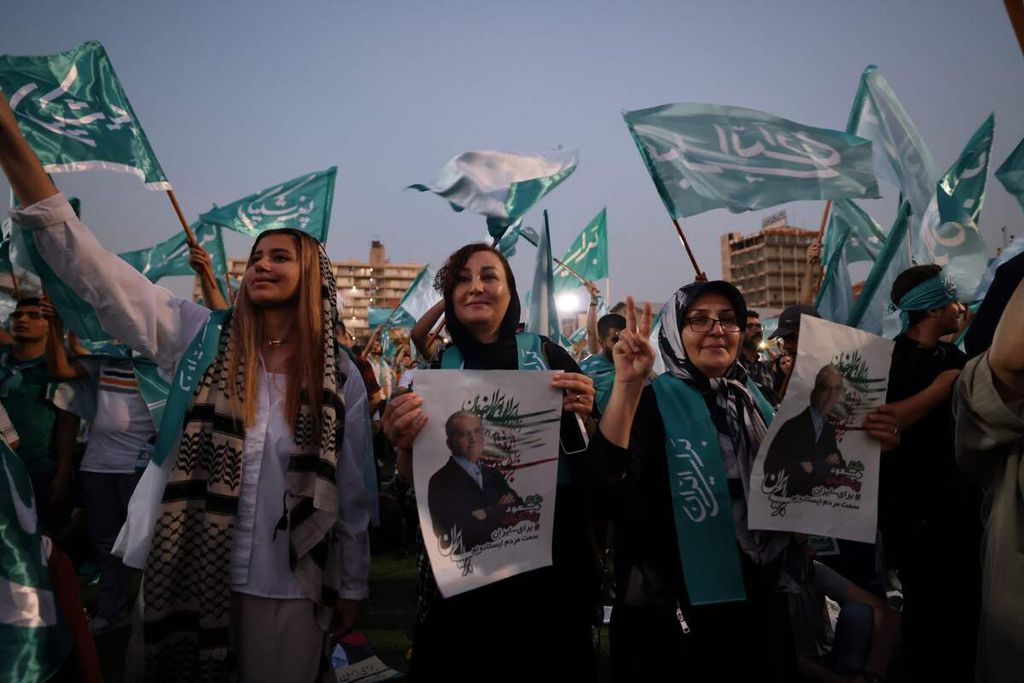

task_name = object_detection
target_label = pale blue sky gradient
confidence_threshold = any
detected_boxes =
[1,0,1021,304]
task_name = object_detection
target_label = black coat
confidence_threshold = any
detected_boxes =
[427,456,521,551]
[763,406,842,496]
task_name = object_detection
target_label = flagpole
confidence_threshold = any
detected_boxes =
[425,318,447,351]
[223,274,233,300]
[1007,0,1024,55]
[670,217,706,280]
[812,200,833,299]
[167,189,222,297]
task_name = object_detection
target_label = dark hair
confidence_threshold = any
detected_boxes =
[891,264,943,327]
[597,313,626,338]
[15,297,41,309]
[434,243,521,356]
[747,309,760,319]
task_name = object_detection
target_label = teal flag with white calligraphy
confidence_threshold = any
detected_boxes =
[554,208,609,294]
[199,167,337,241]
[913,114,993,297]
[846,65,937,224]
[995,135,1024,213]
[0,41,169,189]
[622,103,879,218]
[119,222,227,282]
[0,442,72,683]
[409,149,577,240]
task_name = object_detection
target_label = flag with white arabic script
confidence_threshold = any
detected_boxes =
[847,201,913,337]
[554,208,609,294]
[0,442,72,683]
[996,135,1024,213]
[913,114,993,297]
[409,150,577,240]
[622,103,879,218]
[119,222,227,282]
[846,65,938,224]
[199,167,337,241]
[0,41,169,189]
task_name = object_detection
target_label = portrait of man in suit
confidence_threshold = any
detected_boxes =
[763,365,847,497]
[428,411,522,551]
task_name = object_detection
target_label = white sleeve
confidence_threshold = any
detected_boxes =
[9,193,211,376]
[336,353,372,600]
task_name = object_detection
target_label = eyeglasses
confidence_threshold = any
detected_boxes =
[684,315,741,333]
[9,311,43,320]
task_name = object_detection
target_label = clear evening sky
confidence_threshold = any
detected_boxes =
[1,0,1021,306]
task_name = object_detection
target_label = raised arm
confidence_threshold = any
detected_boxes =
[0,91,209,373]
[600,297,654,448]
[989,274,1024,400]
[189,244,229,311]
[411,299,445,359]
[800,242,822,306]
[585,281,601,356]
[40,296,88,380]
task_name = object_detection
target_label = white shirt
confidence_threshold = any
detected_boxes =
[75,360,156,474]
[13,193,371,600]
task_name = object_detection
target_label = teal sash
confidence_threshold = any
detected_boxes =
[150,310,230,467]
[578,353,615,413]
[441,333,572,482]
[652,373,774,605]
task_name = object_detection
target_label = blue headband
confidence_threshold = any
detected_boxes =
[895,273,958,331]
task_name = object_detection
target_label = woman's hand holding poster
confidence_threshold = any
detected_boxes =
[748,316,893,543]
[412,370,562,597]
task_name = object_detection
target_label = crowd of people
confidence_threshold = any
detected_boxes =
[0,87,1021,683]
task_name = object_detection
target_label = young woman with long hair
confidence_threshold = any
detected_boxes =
[0,92,371,683]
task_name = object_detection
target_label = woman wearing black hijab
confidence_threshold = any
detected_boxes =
[596,282,796,681]
[383,243,602,680]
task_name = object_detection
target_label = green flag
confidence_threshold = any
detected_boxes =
[847,201,913,336]
[199,167,337,241]
[0,41,169,189]
[554,208,609,294]
[815,200,886,324]
[914,114,993,297]
[0,442,72,682]
[623,102,879,218]
[846,65,938,223]
[409,149,578,240]
[527,211,562,342]
[396,265,440,323]
[995,135,1024,213]
[119,222,226,282]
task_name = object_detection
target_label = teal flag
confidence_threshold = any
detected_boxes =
[396,265,439,324]
[0,41,169,189]
[119,222,226,282]
[409,149,578,239]
[847,201,913,336]
[996,136,1024,212]
[368,307,412,328]
[816,200,886,324]
[914,115,994,297]
[847,65,937,222]
[527,212,562,342]
[554,208,609,294]
[199,167,337,241]
[0,442,72,682]
[497,225,540,258]
[623,102,879,218]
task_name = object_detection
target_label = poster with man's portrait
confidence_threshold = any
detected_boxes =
[412,370,563,597]
[748,316,894,543]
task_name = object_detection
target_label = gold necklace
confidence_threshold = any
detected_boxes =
[267,339,291,348]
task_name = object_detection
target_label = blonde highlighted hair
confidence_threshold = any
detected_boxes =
[227,229,325,442]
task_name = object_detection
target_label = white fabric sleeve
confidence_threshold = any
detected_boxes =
[336,353,372,600]
[9,193,210,376]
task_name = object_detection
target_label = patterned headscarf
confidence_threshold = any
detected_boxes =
[143,232,346,681]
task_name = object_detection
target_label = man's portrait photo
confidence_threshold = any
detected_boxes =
[427,411,522,551]
[763,364,847,497]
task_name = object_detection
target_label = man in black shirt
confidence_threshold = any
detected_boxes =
[882,264,979,681]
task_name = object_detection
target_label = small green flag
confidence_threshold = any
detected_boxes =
[623,102,879,218]
[554,208,609,293]
[0,442,72,682]
[995,135,1024,213]
[119,222,227,282]
[0,41,169,189]
[527,212,563,343]
[199,167,337,241]
[409,150,577,240]
[816,200,886,324]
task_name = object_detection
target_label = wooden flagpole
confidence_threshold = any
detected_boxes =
[167,189,221,297]
[811,200,833,299]
[670,217,706,280]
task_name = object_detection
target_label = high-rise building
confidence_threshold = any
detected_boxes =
[206,240,424,340]
[719,211,820,310]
